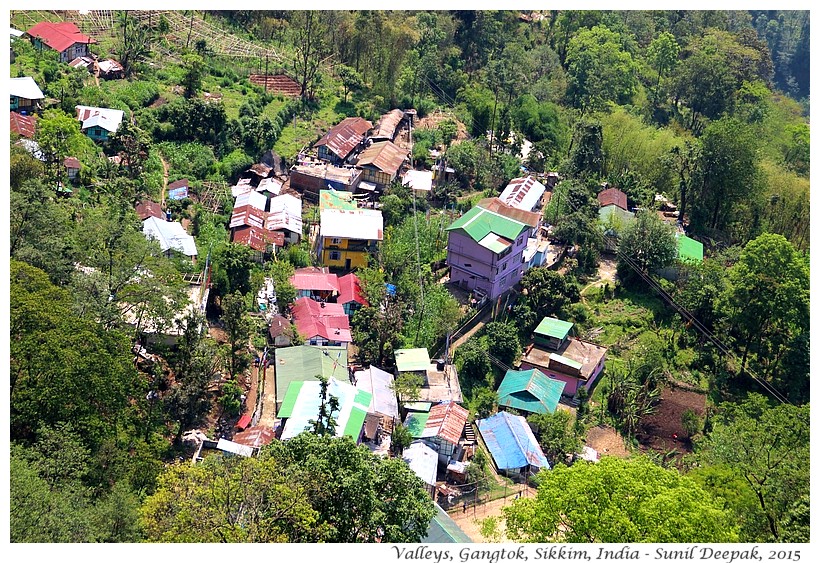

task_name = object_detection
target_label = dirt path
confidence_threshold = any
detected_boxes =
[447,488,535,542]
[580,256,618,303]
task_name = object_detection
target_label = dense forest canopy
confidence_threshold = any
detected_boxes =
[9,9,809,544]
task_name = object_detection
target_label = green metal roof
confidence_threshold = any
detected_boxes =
[424,503,472,543]
[446,205,528,244]
[277,380,305,418]
[405,401,433,412]
[319,189,357,211]
[534,317,573,340]
[549,353,583,371]
[478,233,512,254]
[395,348,431,372]
[279,377,372,440]
[274,346,348,407]
[598,205,635,231]
[497,369,566,414]
[677,235,703,262]
[405,412,431,437]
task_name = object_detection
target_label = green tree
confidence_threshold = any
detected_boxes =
[337,64,364,102]
[513,268,581,335]
[390,371,424,410]
[181,53,204,99]
[696,394,809,541]
[455,339,492,389]
[565,25,638,113]
[617,208,677,276]
[503,456,738,542]
[221,292,251,380]
[484,321,521,367]
[290,11,328,99]
[646,31,680,103]
[528,410,580,467]
[351,297,405,367]
[115,11,153,77]
[390,423,413,456]
[307,375,341,437]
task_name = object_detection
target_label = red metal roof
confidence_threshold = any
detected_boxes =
[63,157,81,169]
[290,267,340,293]
[167,178,189,191]
[597,188,628,210]
[26,21,95,53]
[426,401,469,445]
[476,198,540,228]
[231,226,284,251]
[291,297,352,343]
[10,111,37,139]
[135,200,165,221]
[236,414,252,430]
[356,141,407,176]
[231,426,276,448]
[314,117,373,160]
[337,273,368,307]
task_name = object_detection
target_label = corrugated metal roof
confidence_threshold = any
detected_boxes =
[372,109,404,140]
[230,204,267,229]
[497,368,565,414]
[234,190,268,212]
[354,365,398,419]
[290,267,340,293]
[402,169,434,191]
[10,77,45,100]
[337,273,368,307]
[534,317,573,340]
[167,178,189,190]
[274,346,348,406]
[597,188,628,210]
[142,216,197,256]
[475,198,540,227]
[231,226,284,251]
[424,503,473,543]
[279,377,372,440]
[677,234,703,262]
[499,176,546,211]
[26,21,95,53]
[477,232,512,254]
[135,200,164,221]
[291,297,351,342]
[405,411,431,437]
[477,411,549,470]
[395,348,431,372]
[10,111,37,139]
[268,314,292,339]
[423,401,468,445]
[446,203,531,245]
[549,353,583,372]
[75,105,124,133]
[314,117,372,160]
[216,438,254,458]
[63,157,81,169]
[231,426,276,448]
[402,440,438,486]
[355,141,407,176]
[266,193,302,234]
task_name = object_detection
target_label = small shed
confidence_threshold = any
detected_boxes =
[477,411,549,477]
[533,317,573,350]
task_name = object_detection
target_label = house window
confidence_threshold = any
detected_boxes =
[329,251,342,261]
[517,236,523,245]
[331,238,342,244]
[502,262,508,271]
[464,263,472,268]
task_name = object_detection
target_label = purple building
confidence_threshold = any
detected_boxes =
[445,198,539,300]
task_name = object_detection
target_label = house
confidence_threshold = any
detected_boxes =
[354,365,399,422]
[142,216,198,261]
[404,401,469,465]
[477,411,549,477]
[267,314,293,348]
[394,347,463,403]
[290,266,340,301]
[265,193,303,245]
[167,178,190,200]
[597,187,635,249]
[272,345,348,412]
[519,317,607,397]
[256,176,283,197]
[402,169,434,192]
[63,157,81,181]
[233,189,268,213]
[497,368,566,415]
[318,208,383,270]
[10,111,37,138]
[135,200,165,221]
[319,188,358,211]
[354,140,407,190]
[423,504,473,543]
[10,77,44,113]
[289,162,362,202]
[445,197,539,301]
[499,176,547,214]
[231,426,276,453]
[337,273,368,317]
[96,58,124,79]
[291,297,352,348]
[314,116,372,165]
[26,21,95,62]
[278,377,372,441]
[230,204,284,254]
[597,187,628,211]
[371,109,405,142]
[402,441,439,495]
[657,233,704,281]
[522,237,550,271]
[75,105,124,142]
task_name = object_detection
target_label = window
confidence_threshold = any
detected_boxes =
[464,263,472,268]
[502,262,508,271]
[517,236,523,245]
[329,251,342,261]
[331,238,342,244]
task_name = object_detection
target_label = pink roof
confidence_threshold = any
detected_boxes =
[426,401,469,445]
[10,112,37,138]
[231,226,284,251]
[230,204,267,229]
[289,267,340,293]
[26,21,95,53]
[291,297,352,343]
[63,157,81,169]
[597,188,628,211]
[337,273,368,307]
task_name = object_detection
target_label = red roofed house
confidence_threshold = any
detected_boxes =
[336,273,368,317]
[597,187,628,211]
[229,204,284,255]
[314,117,373,165]
[135,200,165,221]
[290,266,340,301]
[26,21,95,63]
[291,297,352,348]
[63,157,81,181]
[10,111,37,138]
[404,401,469,465]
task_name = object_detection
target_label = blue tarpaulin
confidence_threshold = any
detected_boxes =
[477,411,549,471]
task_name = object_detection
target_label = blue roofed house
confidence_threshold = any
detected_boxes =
[497,368,566,415]
[476,411,549,479]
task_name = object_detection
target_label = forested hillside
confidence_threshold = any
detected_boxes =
[9,10,809,544]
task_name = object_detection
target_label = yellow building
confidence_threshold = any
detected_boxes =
[319,208,384,271]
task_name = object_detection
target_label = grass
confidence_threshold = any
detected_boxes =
[273,94,345,160]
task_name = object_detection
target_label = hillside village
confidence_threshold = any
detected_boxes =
[9,10,809,544]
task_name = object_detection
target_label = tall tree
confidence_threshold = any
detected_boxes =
[617,208,677,276]
[221,292,251,380]
[503,456,738,542]
[290,11,328,100]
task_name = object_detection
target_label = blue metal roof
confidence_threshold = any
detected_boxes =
[477,411,549,471]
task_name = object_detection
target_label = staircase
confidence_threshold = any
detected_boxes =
[463,423,476,444]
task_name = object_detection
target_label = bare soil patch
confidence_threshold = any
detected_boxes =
[636,385,707,455]
[585,424,630,458]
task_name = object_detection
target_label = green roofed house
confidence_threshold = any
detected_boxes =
[533,317,574,350]
[273,345,348,412]
[497,368,566,414]
[278,377,372,441]
[423,503,472,543]
[394,348,463,403]
[395,348,432,373]
[677,234,703,263]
